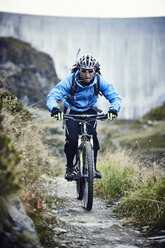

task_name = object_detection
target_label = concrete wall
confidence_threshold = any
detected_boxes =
[0,12,165,118]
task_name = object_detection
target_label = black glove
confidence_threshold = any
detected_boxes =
[51,107,61,117]
[107,109,118,120]
[108,109,118,116]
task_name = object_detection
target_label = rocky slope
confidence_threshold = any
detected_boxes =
[0,194,41,248]
[0,37,59,107]
[0,92,41,247]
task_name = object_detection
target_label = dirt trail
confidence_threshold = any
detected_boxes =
[31,109,154,248]
[52,177,151,248]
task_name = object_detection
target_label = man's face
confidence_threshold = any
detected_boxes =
[79,68,96,83]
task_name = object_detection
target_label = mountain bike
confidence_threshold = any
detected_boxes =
[62,113,106,211]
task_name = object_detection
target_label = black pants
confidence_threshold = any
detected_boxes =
[64,108,100,168]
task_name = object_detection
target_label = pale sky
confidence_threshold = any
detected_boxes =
[0,0,165,18]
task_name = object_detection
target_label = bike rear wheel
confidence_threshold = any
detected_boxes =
[83,141,94,211]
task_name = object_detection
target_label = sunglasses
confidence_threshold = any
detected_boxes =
[80,69,94,74]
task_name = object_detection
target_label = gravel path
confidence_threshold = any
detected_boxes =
[52,177,152,248]
[30,109,157,247]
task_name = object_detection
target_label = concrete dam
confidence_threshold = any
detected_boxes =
[0,12,165,119]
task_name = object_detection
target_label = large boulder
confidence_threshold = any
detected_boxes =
[0,37,59,107]
[0,195,42,248]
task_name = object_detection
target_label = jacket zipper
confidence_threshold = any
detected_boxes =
[88,94,91,105]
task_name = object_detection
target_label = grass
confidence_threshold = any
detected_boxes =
[98,116,165,168]
[95,149,165,230]
[0,90,63,182]
[21,175,65,248]
[96,104,165,231]
[1,89,165,239]
[0,90,64,246]
[0,92,22,224]
[116,177,165,229]
[94,150,137,201]
[118,121,165,150]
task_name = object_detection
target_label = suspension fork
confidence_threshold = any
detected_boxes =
[80,121,94,147]
[77,121,94,177]
[78,135,83,176]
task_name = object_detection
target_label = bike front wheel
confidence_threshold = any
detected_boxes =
[82,141,94,211]
[76,171,84,200]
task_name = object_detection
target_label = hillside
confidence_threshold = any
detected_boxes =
[1,90,165,247]
[0,37,60,107]
[0,90,63,247]
[98,104,165,167]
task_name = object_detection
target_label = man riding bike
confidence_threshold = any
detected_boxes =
[46,54,122,180]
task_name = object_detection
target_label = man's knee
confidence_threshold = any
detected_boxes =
[66,136,78,145]
[64,138,78,153]
[93,136,100,151]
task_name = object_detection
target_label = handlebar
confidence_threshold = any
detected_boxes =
[63,113,106,121]
[52,112,116,121]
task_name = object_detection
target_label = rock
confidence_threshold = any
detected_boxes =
[0,194,41,248]
[148,235,165,240]
[0,37,60,108]
[158,239,165,244]
[53,227,67,235]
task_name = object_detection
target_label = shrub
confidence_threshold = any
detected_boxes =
[0,90,32,121]
[95,149,165,229]
[95,150,138,201]
[143,102,165,121]
[116,177,165,228]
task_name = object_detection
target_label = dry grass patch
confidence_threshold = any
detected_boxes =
[95,149,165,229]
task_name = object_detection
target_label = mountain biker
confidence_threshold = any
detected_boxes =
[47,54,122,180]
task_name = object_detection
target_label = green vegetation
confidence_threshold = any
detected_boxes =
[1,89,165,239]
[95,151,136,201]
[143,102,165,121]
[0,90,62,179]
[95,103,165,230]
[95,150,165,229]
[0,90,32,118]
[116,177,165,229]
[0,90,63,247]
[98,104,165,166]
[27,194,64,248]
[0,92,21,225]
[0,134,20,196]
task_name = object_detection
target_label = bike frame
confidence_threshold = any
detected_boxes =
[63,113,105,178]
[63,113,106,210]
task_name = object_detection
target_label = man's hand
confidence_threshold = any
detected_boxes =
[107,109,118,120]
[51,107,63,120]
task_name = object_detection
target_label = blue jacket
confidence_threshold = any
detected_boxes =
[47,70,122,113]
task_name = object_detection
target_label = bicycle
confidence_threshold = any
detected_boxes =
[61,113,106,211]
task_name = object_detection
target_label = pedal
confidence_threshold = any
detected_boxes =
[94,171,102,179]
[65,172,77,181]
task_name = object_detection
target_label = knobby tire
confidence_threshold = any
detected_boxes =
[83,141,94,211]
[76,168,84,200]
